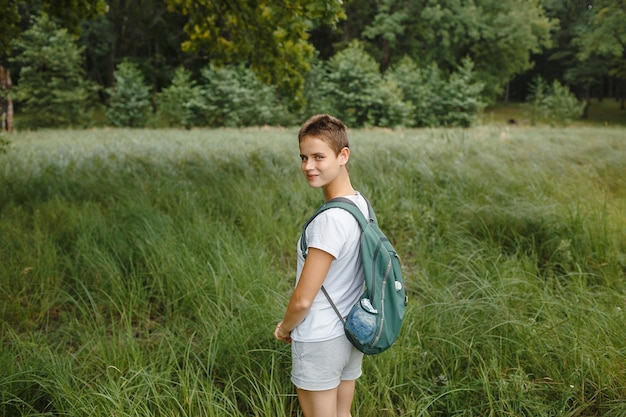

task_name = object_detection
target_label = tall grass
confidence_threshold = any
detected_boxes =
[1,126,625,416]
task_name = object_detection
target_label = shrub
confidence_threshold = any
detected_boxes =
[302,58,338,119]
[526,77,585,126]
[438,58,487,127]
[387,57,486,127]
[10,14,96,128]
[365,77,414,128]
[200,64,293,127]
[317,41,411,128]
[387,58,442,127]
[0,136,8,154]
[106,60,152,127]
[156,67,206,128]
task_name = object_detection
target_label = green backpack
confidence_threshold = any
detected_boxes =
[301,197,407,355]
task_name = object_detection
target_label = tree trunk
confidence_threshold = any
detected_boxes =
[581,86,591,119]
[503,81,510,103]
[380,38,391,72]
[7,94,12,133]
[0,65,13,133]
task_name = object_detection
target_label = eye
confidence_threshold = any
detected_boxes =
[315,155,324,160]
[300,155,308,161]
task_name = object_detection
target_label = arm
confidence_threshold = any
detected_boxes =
[274,247,334,343]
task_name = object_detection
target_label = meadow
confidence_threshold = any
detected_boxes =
[1,125,625,416]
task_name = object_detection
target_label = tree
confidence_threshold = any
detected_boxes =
[388,57,486,127]
[80,0,190,100]
[0,0,20,58]
[32,0,108,34]
[525,76,585,126]
[361,0,410,70]
[106,60,152,127]
[308,0,378,61]
[306,41,411,128]
[358,0,556,100]
[518,1,610,118]
[0,0,106,60]
[578,0,626,110]
[10,14,96,128]
[199,64,293,127]
[1,65,13,133]
[164,0,346,108]
[156,67,205,128]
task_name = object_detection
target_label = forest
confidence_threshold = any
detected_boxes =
[0,0,625,129]
[0,0,626,129]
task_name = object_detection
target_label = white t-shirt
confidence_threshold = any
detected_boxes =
[290,192,368,342]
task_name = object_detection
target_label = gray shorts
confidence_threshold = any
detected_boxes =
[291,335,364,391]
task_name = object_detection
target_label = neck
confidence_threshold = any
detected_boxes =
[323,173,355,202]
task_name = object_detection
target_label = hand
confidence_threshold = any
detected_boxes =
[274,321,292,344]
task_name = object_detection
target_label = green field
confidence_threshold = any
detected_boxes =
[484,98,626,127]
[1,126,625,416]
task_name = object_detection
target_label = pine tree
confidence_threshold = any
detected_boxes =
[11,14,95,128]
[106,61,152,127]
[156,67,205,128]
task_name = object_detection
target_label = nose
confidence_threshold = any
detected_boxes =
[303,158,314,171]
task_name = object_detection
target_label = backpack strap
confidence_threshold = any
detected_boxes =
[321,286,346,324]
[330,197,377,228]
[300,196,376,258]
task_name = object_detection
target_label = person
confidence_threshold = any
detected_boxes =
[274,114,369,417]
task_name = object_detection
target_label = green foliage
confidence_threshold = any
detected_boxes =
[359,0,556,100]
[199,64,294,127]
[388,56,486,127]
[526,77,585,126]
[0,0,20,57]
[0,136,9,154]
[306,41,412,127]
[0,0,106,59]
[302,57,337,117]
[106,61,152,127]
[1,127,625,416]
[10,14,96,129]
[325,40,382,126]
[366,77,413,128]
[539,0,608,98]
[305,48,486,128]
[5,1,624,128]
[164,0,346,108]
[579,0,626,82]
[39,0,108,34]
[79,0,189,108]
[156,67,205,128]
[438,58,488,127]
[387,58,441,127]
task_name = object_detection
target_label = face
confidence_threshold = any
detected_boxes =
[299,135,348,189]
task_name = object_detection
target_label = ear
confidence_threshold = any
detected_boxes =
[339,147,350,166]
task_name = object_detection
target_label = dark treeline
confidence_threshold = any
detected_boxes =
[0,0,625,129]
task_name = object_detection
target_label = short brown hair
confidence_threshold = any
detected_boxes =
[298,114,349,156]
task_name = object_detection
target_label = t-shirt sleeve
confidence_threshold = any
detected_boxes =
[305,208,355,259]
